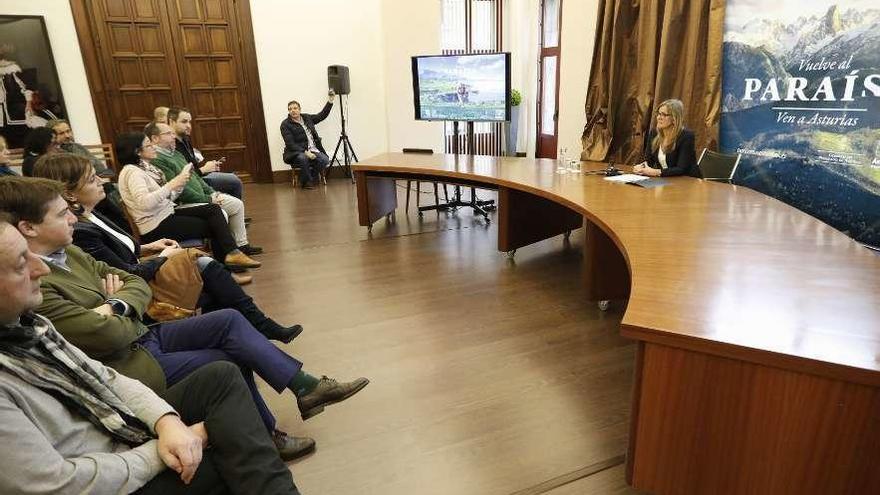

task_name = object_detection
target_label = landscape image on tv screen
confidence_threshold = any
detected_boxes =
[413,53,509,122]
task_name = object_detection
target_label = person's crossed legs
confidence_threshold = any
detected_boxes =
[134,361,300,495]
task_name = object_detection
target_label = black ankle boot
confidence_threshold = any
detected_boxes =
[256,320,304,344]
[200,261,303,342]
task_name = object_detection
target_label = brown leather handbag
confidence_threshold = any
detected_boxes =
[145,248,206,322]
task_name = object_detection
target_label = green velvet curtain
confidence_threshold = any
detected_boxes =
[581,0,726,164]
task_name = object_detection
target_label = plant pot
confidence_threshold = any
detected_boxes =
[505,105,520,156]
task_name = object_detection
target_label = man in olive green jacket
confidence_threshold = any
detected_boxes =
[37,242,168,392]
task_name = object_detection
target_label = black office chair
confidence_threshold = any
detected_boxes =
[697,148,741,183]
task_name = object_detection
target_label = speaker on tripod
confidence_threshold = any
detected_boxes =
[327,65,350,95]
[327,65,356,181]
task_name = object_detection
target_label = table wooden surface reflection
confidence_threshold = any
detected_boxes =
[353,153,880,495]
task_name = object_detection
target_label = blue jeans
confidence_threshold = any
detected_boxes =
[204,171,243,199]
[139,309,303,432]
[286,151,329,186]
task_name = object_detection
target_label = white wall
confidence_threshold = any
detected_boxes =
[2,0,101,145]
[381,0,444,153]
[251,0,390,171]
[558,0,599,158]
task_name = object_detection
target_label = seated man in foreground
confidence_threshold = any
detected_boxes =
[0,214,301,494]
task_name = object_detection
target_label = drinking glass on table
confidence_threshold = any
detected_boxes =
[556,146,569,174]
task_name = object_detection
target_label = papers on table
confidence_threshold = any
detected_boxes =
[603,173,650,183]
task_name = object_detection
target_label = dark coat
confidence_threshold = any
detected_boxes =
[73,211,166,283]
[644,128,698,177]
[280,102,333,157]
[174,136,206,176]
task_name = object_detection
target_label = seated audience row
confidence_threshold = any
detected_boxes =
[0,214,301,494]
[31,153,297,341]
[0,176,372,492]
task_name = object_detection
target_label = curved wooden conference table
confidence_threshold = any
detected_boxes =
[353,153,880,495]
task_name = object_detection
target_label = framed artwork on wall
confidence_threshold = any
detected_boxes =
[0,15,67,149]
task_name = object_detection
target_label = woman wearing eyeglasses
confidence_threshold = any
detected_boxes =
[633,99,697,177]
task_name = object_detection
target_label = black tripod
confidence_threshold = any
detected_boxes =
[329,94,358,183]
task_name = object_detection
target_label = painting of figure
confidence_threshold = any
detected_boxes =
[0,16,66,149]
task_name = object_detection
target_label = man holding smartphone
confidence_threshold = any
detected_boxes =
[168,107,244,199]
[281,90,336,189]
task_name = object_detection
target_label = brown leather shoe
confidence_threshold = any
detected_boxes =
[272,430,316,461]
[297,376,370,420]
[231,272,253,285]
[224,251,261,269]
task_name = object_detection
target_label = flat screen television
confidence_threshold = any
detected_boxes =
[411,52,511,122]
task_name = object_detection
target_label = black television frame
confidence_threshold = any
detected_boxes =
[411,52,511,123]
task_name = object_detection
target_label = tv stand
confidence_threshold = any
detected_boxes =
[418,121,496,221]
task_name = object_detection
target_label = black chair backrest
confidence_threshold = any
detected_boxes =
[697,149,740,183]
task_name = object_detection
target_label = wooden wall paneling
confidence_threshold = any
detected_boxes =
[71,0,184,140]
[165,0,257,181]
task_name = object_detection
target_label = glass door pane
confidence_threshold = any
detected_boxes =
[542,0,559,48]
[540,55,557,135]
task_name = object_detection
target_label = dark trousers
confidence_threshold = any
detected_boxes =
[142,204,238,261]
[285,151,329,185]
[197,260,270,328]
[134,362,300,495]
[138,309,303,433]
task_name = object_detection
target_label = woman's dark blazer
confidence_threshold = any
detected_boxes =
[280,102,333,156]
[73,211,165,282]
[643,128,699,177]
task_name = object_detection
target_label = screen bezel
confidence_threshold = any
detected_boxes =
[411,52,511,123]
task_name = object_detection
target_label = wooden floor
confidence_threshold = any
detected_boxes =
[242,179,642,495]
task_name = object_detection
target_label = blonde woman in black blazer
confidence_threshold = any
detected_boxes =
[633,99,698,178]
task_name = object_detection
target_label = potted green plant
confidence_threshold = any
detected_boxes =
[506,89,522,156]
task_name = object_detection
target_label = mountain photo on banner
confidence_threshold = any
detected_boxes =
[720,0,880,248]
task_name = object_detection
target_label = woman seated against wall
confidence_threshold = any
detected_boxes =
[113,132,260,270]
[633,98,698,178]
[32,153,303,343]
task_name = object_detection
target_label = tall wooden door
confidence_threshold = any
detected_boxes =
[71,0,271,181]
[535,0,562,159]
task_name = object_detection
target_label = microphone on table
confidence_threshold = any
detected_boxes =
[605,162,622,176]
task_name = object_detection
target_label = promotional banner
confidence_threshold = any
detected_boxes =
[720,1,880,247]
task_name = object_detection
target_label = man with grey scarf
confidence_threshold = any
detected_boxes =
[0,215,301,494]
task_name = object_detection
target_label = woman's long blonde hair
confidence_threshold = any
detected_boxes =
[651,98,684,153]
